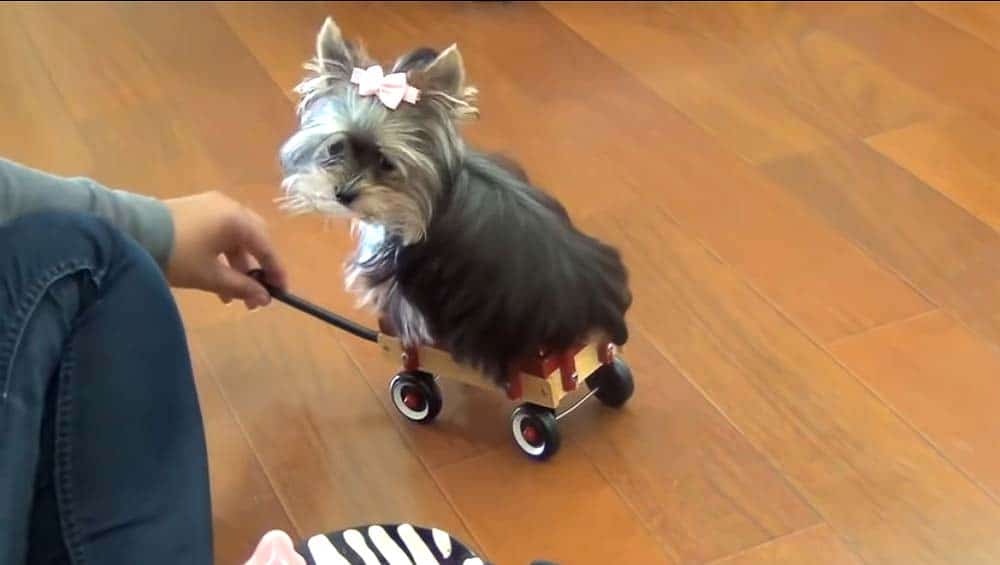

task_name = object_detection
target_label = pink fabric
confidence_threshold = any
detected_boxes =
[243,530,306,565]
[350,65,420,109]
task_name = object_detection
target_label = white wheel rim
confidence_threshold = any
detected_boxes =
[391,376,430,421]
[512,411,546,457]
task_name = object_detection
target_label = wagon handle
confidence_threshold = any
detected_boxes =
[248,269,379,343]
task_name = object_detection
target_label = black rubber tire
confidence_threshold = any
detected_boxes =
[511,404,561,461]
[586,358,635,408]
[389,371,442,424]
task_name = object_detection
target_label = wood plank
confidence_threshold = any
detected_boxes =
[654,2,947,139]
[831,309,1000,501]
[191,308,476,548]
[546,2,948,164]
[188,339,295,564]
[214,1,332,104]
[0,7,92,175]
[918,2,1000,52]
[544,1,845,164]
[536,2,932,343]
[69,101,228,202]
[113,2,294,186]
[867,116,1000,230]
[17,2,164,121]
[645,169,934,344]
[761,141,1000,349]
[433,446,670,565]
[711,524,862,565]
[560,331,818,564]
[14,2,220,200]
[801,2,1000,131]
[585,202,1000,564]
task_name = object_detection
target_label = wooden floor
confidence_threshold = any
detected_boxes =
[4,2,1000,563]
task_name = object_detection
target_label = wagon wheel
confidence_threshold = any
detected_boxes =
[585,358,634,408]
[511,404,561,461]
[389,371,442,424]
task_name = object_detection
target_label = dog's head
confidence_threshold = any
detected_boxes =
[278,17,478,244]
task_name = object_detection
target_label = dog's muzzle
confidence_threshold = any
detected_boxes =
[336,175,363,205]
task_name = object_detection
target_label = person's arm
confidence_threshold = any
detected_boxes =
[0,157,287,309]
[0,157,175,268]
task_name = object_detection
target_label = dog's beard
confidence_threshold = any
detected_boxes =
[277,168,346,216]
[353,184,431,244]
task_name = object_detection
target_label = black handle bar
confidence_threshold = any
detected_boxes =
[248,269,379,343]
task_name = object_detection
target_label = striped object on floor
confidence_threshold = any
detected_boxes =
[298,523,484,565]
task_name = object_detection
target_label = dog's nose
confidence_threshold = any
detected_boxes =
[336,190,358,205]
[336,176,362,205]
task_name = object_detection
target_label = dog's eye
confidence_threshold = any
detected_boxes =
[326,140,345,159]
[378,155,395,173]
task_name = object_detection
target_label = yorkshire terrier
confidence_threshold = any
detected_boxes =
[278,17,632,387]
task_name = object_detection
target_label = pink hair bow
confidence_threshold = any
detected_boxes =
[350,65,420,110]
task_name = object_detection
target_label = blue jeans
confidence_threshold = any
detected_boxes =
[0,212,212,564]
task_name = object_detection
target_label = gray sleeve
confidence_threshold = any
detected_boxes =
[0,157,175,268]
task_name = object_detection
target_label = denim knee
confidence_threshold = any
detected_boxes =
[5,210,127,274]
[1,210,167,288]
[0,210,172,337]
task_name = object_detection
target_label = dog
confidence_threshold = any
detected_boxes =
[278,17,632,387]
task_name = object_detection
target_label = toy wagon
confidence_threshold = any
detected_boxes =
[252,271,634,461]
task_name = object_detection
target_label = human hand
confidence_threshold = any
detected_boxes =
[164,191,288,309]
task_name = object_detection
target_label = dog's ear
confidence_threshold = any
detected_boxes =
[316,16,352,69]
[411,44,466,96]
[410,44,478,119]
